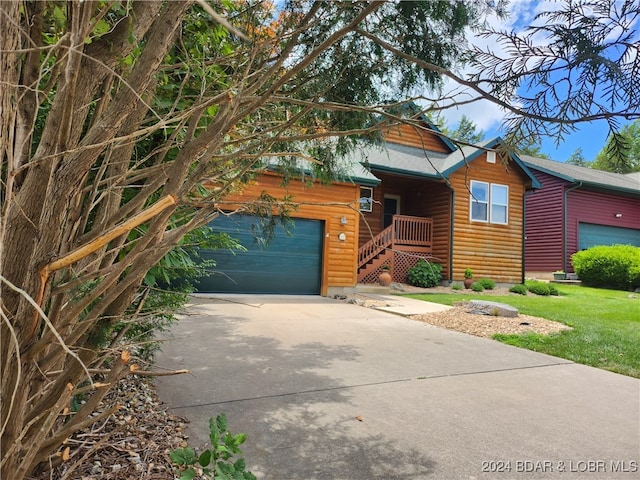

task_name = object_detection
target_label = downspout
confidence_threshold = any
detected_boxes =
[522,191,530,284]
[563,181,583,274]
[447,185,455,283]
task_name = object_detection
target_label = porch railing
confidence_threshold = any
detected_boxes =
[393,214,432,247]
[358,215,432,269]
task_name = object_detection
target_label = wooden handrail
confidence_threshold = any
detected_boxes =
[393,215,432,247]
[358,224,395,267]
[358,215,432,269]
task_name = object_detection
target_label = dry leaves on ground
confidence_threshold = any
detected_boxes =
[33,376,189,480]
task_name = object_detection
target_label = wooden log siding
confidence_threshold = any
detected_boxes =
[359,183,384,247]
[358,172,453,279]
[383,124,452,153]
[215,172,360,295]
[449,155,528,284]
[420,183,452,279]
[524,170,566,272]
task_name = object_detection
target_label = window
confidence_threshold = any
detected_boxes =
[490,184,508,224]
[470,181,489,222]
[359,186,373,212]
[470,180,508,225]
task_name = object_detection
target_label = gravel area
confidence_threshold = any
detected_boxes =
[344,284,572,339]
[33,376,189,480]
[409,305,572,338]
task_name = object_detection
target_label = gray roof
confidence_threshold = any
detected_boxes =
[522,155,640,195]
[337,159,381,186]
[346,138,542,188]
[264,155,381,186]
[625,171,640,184]
[352,142,453,179]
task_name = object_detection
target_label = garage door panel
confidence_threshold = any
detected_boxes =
[196,215,323,294]
[578,223,640,250]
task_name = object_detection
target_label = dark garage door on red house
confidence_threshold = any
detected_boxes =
[578,223,640,250]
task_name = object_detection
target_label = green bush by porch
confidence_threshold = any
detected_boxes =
[407,260,442,288]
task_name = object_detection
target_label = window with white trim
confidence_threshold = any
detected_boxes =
[359,186,373,212]
[470,180,508,225]
[470,181,489,222]
[490,184,508,224]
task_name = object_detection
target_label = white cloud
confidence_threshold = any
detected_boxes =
[437,0,560,135]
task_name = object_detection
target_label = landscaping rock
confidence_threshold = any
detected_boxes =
[467,300,518,317]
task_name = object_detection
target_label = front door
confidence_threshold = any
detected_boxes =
[383,195,401,228]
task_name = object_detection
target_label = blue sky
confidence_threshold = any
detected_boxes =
[438,0,635,163]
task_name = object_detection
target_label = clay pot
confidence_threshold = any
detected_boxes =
[464,278,474,289]
[378,271,392,286]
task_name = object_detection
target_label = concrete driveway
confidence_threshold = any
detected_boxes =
[155,295,639,479]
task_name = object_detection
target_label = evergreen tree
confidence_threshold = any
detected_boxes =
[516,137,551,159]
[566,147,592,167]
[592,121,640,173]
[447,115,485,145]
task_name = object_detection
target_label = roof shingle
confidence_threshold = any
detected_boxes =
[522,156,640,194]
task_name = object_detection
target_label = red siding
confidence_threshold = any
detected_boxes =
[525,170,567,271]
[567,189,640,271]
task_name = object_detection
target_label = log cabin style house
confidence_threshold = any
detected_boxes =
[351,122,541,287]
[198,120,541,295]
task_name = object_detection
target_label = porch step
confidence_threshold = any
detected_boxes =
[550,279,582,285]
[358,250,393,276]
[353,283,391,294]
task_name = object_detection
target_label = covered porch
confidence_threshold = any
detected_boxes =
[357,214,435,284]
[357,172,452,284]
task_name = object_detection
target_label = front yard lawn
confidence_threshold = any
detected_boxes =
[406,285,640,378]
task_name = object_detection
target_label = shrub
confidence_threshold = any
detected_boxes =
[171,414,256,480]
[407,260,442,288]
[451,282,463,291]
[471,281,484,292]
[476,278,495,290]
[548,284,559,296]
[572,245,640,290]
[630,263,640,289]
[509,284,528,295]
[526,281,551,296]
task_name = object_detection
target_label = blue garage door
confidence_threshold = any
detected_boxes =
[196,215,323,294]
[578,223,640,250]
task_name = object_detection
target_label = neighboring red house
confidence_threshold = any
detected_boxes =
[351,122,541,286]
[523,156,640,278]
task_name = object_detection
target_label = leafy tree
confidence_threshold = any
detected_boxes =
[2,1,640,478]
[592,120,640,173]
[566,147,592,167]
[0,1,494,477]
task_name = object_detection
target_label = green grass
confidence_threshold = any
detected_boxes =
[405,285,640,378]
